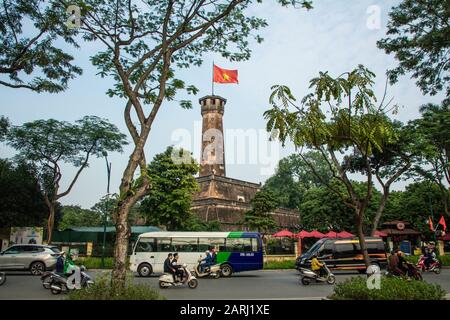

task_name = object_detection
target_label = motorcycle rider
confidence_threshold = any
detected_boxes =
[164,253,176,281]
[172,253,185,282]
[200,250,213,273]
[388,249,403,276]
[55,251,66,275]
[311,254,326,278]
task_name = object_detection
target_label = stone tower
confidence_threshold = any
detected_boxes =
[199,95,226,177]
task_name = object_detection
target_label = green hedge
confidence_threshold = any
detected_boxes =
[329,277,446,300]
[68,276,166,300]
[74,257,115,269]
[263,259,296,269]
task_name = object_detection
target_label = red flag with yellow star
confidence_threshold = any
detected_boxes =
[213,64,238,84]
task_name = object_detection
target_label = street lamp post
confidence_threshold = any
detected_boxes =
[101,152,111,269]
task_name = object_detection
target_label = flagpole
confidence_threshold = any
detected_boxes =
[212,61,214,96]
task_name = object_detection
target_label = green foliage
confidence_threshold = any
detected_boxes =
[263,259,296,270]
[263,151,331,209]
[383,181,446,236]
[74,257,114,269]
[299,180,380,233]
[140,146,200,231]
[377,0,449,97]
[59,205,103,230]
[329,276,446,300]
[409,103,450,215]
[0,158,50,227]
[0,0,82,92]
[68,275,165,300]
[243,189,278,233]
[182,214,221,232]
[0,116,10,141]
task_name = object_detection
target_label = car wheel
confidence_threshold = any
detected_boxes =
[221,264,233,277]
[137,263,153,277]
[30,261,45,275]
[0,272,6,286]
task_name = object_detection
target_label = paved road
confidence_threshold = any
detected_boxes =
[0,269,449,300]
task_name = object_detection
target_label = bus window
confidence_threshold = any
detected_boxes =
[251,238,259,252]
[198,238,226,252]
[135,238,155,252]
[157,238,172,252]
[226,238,253,252]
[318,241,333,258]
[172,238,198,252]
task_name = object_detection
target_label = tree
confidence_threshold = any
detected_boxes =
[0,116,9,141]
[140,146,199,231]
[344,120,419,235]
[299,181,380,233]
[59,205,103,230]
[66,0,312,288]
[263,151,332,209]
[182,215,221,232]
[242,189,278,233]
[377,0,449,98]
[5,116,127,243]
[0,158,49,227]
[383,181,447,237]
[410,103,450,216]
[0,0,82,92]
[264,65,397,267]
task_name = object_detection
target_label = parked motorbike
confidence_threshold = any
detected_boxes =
[194,258,221,279]
[159,264,198,289]
[417,255,441,274]
[49,265,94,294]
[0,272,6,286]
[299,264,336,285]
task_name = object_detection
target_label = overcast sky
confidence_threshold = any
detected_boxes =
[0,0,446,208]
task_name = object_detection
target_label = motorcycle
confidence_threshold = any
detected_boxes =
[194,257,221,279]
[385,262,423,281]
[299,264,336,285]
[159,263,198,289]
[0,272,6,286]
[49,265,94,294]
[417,255,441,274]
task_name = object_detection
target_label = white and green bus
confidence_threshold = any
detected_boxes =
[130,231,263,277]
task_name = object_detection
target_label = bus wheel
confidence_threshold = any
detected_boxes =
[138,263,153,277]
[221,264,233,277]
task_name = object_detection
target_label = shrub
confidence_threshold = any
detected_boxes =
[438,254,450,266]
[328,276,446,300]
[75,257,114,269]
[68,275,166,300]
[263,259,295,269]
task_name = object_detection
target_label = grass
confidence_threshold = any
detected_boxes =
[74,257,114,269]
[263,259,296,270]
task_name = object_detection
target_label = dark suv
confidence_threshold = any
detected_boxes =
[296,237,387,273]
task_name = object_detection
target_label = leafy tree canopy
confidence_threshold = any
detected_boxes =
[243,189,278,233]
[0,0,82,92]
[140,146,200,231]
[59,205,103,230]
[377,0,449,97]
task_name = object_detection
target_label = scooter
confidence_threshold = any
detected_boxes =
[0,272,6,286]
[49,265,94,294]
[299,264,336,285]
[385,262,423,281]
[194,258,221,279]
[159,264,198,289]
[417,255,441,274]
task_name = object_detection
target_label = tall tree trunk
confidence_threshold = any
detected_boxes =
[371,187,389,236]
[111,203,132,290]
[44,195,55,244]
[356,209,371,268]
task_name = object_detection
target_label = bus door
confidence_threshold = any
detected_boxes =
[133,237,156,268]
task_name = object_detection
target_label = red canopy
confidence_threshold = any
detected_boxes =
[374,230,388,237]
[272,229,294,237]
[295,230,312,239]
[323,231,338,238]
[308,230,325,238]
[337,230,354,238]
